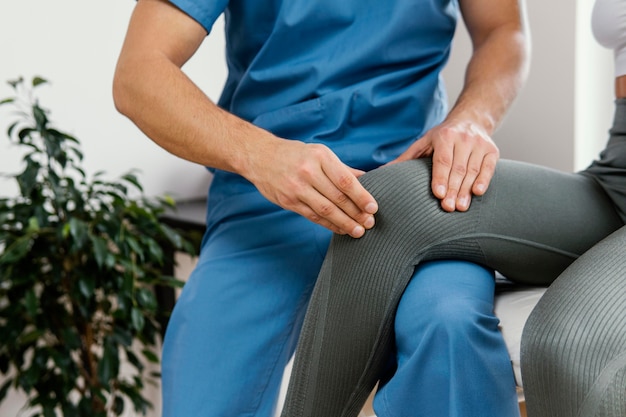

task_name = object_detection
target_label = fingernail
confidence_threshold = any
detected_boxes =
[444,198,455,209]
[352,225,365,238]
[458,196,469,209]
[365,202,378,214]
[435,185,446,197]
[364,216,375,229]
[475,183,486,194]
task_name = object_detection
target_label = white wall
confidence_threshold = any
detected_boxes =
[0,0,226,200]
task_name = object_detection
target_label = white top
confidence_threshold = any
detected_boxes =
[592,0,626,76]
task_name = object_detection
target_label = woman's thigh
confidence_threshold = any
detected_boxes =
[355,158,624,285]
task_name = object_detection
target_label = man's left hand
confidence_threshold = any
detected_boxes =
[387,119,499,212]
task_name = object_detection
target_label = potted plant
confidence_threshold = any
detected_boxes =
[0,77,198,416]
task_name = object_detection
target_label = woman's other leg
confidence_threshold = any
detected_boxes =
[522,225,626,417]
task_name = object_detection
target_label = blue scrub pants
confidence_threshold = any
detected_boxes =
[161,181,517,417]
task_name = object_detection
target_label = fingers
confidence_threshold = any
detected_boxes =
[429,125,499,212]
[472,151,497,196]
[308,158,378,237]
[260,143,378,238]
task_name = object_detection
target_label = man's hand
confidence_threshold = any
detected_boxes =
[246,139,378,238]
[389,119,499,212]
[385,0,528,213]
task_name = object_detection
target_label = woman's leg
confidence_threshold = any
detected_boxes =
[374,260,520,417]
[280,158,622,417]
[521,225,626,417]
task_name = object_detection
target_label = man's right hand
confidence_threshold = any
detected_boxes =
[244,138,378,238]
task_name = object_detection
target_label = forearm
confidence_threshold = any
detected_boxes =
[449,20,530,135]
[113,53,279,177]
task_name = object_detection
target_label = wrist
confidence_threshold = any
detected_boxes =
[444,108,497,136]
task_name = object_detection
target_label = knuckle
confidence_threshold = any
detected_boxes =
[317,202,334,217]
[333,191,351,206]
[466,165,481,177]
[438,125,456,138]
[296,163,316,180]
[483,155,499,170]
[451,163,467,176]
[335,174,354,191]
[433,153,452,167]
[309,143,330,158]
[276,194,297,209]
[308,213,322,224]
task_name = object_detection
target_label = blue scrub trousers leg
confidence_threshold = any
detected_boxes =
[374,260,520,417]
[161,191,331,417]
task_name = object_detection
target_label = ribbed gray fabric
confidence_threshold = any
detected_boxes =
[280,158,623,417]
[521,225,626,417]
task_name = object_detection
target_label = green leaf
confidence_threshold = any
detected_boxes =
[32,105,47,131]
[62,222,71,239]
[0,97,14,106]
[32,76,48,87]
[113,396,125,415]
[122,172,143,192]
[17,127,35,145]
[68,217,88,247]
[136,287,157,311]
[89,234,109,269]
[141,348,159,364]
[0,235,33,265]
[0,354,9,374]
[78,276,95,298]
[112,327,133,347]
[159,223,182,249]
[7,76,23,89]
[27,216,40,232]
[24,289,38,317]
[18,329,42,346]
[131,307,145,332]
[124,349,143,371]
[126,236,144,261]
[161,194,176,207]
[0,379,12,402]
[97,341,120,386]
[43,406,56,417]
[146,238,163,262]
[6,120,19,136]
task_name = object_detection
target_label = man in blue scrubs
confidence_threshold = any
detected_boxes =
[113,0,530,416]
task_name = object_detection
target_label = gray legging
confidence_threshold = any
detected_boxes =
[280,158,623,417]
[281,100,626,417]
[521,225,626,417]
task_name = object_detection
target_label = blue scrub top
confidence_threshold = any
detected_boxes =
[171,0,458,171]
